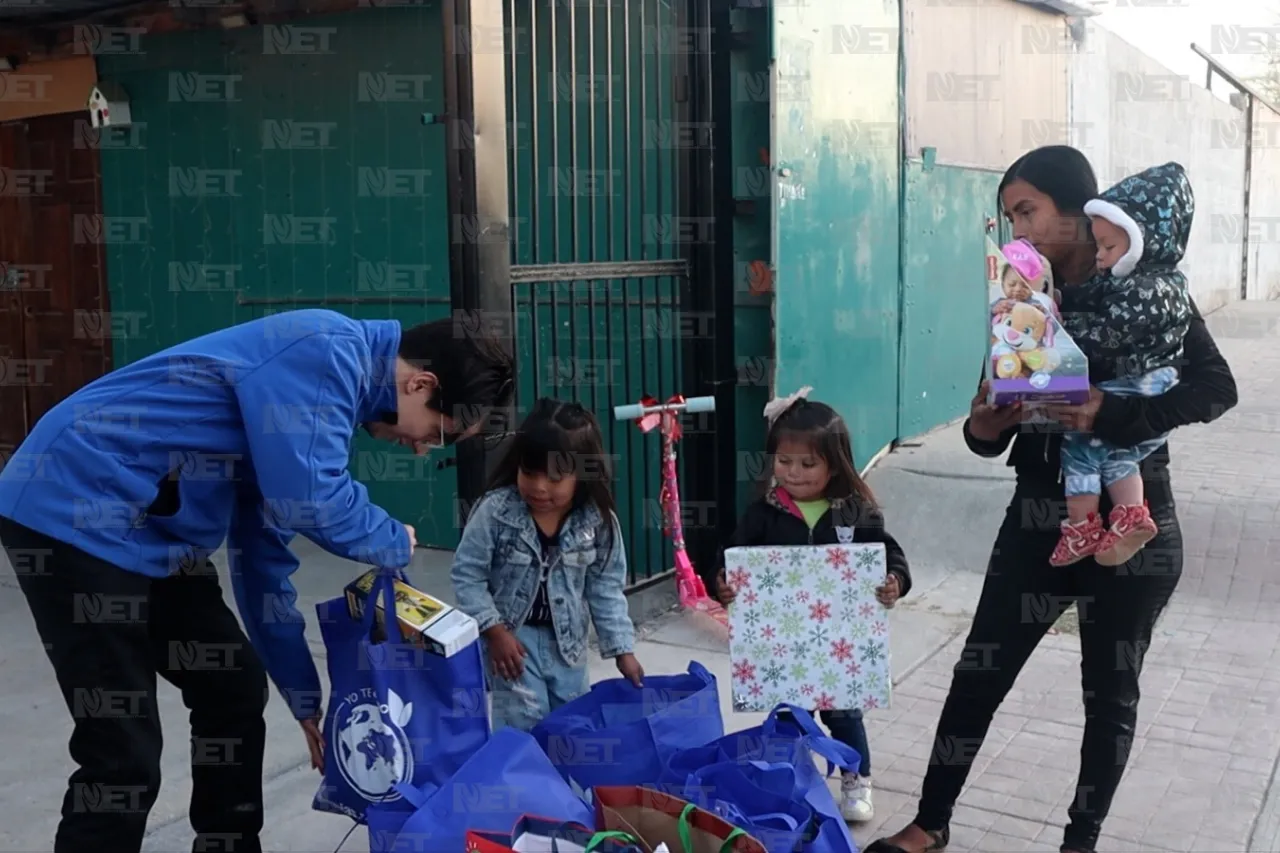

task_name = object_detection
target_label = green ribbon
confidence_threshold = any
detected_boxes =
[676,803,748,853]
[585,830,642,852]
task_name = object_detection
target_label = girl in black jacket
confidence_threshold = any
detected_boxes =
[710,391,912,824]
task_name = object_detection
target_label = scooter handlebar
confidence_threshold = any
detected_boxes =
[613,395,716,421]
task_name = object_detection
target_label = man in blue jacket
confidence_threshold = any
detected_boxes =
[0,308,513,853]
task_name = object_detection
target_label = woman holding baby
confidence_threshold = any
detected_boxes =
[864,146,1237,853]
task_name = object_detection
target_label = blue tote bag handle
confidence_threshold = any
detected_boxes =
[762,704,825,738]
[360,567,400,637]
[392,780,435,810]
[686,660,714,684]
[762,703,861,774]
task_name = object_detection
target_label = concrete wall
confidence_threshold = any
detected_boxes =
[1249,104,1280,301]
[1069,22,1244,313]
[903,0,1070,170]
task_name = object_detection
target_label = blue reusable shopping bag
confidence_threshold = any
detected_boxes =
[366,801,414,853]
[661,704,859,853]
[531,661,723,790]
[312,569,491,822]
[388,727,596,853]
[682,760,816,853]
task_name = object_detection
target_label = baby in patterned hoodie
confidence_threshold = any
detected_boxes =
[1051,162,1193,568]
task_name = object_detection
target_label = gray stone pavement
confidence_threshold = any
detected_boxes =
[0,300,1275,852]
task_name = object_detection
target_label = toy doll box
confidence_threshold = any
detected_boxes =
[985,236,1089,406]
[345,570,478,657]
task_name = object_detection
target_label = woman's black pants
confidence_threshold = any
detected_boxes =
[0,516,269,853]
[912,495,1183,852]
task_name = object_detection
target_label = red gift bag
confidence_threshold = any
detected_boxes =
[592,787,766,853]
[465,816,644,853]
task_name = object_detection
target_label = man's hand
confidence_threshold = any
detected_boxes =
[968,381,1023,442]
[486,624,526,681]
[300,717,325,773]
[876,574,902,609]
[616,653,645,687]
[403,523,417,551]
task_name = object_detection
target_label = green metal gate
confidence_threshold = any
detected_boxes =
[502,0,712,584]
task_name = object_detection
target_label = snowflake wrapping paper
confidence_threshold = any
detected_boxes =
[725,544,892,713]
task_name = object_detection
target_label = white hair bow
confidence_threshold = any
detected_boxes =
[763,385,813,425]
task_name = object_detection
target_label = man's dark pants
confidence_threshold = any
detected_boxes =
[0,516,268,853]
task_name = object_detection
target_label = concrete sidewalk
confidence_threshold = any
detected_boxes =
[1,300,1276,852]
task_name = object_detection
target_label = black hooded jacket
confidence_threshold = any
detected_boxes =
[708,488,912,597]
[1070,161,1195,382]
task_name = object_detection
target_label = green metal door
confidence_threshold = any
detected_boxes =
[771,2,903,465]
[502,0,703,584]
[97,6,460,547]
[227,7,457,547]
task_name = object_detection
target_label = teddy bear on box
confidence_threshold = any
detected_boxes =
[991,301,1061,380]
[984,236,1089,405]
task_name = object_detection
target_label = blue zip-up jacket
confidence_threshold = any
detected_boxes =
[0,309,413,719]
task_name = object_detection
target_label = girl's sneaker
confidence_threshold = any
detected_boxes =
[1050,514,1105,567]
[840,774,874,822]
[1095,503,1158,566]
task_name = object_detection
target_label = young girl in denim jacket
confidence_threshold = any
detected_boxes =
[710,388,912,823]
[451,398,645,732]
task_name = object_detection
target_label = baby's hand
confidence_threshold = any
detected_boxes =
[876,574,902,609]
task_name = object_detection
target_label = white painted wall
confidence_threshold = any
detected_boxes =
[1068,22,1243,312]
[1248,104,1280,301]
[903,0,1070,170]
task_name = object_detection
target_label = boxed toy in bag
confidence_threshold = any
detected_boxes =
[344,570,478,657]
[986,236,1089,406]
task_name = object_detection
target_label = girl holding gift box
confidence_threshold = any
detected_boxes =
[709,388,913,823]
[451,398,645,732]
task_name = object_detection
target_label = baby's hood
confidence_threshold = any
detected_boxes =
[1083,162,1195,276]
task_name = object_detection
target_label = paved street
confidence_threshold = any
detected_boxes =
[853,300,1280,853]
[0,299,1274,852]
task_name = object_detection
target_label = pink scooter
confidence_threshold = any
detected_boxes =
[614,394,729,641]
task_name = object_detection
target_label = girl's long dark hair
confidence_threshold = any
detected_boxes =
[767,400,877,509]
[487,397,617,517]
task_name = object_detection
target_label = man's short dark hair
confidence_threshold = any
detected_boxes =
[398,311,514,434]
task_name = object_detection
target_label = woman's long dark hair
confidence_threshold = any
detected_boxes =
[487,397,616,517]
[997,145,1100,275]
[767,400,878,509]
[997,145,1098,216]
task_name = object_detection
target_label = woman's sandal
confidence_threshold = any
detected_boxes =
[863,826,950,852]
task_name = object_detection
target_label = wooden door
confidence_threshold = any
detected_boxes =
[0,122,32,461]
[0,113,111,464]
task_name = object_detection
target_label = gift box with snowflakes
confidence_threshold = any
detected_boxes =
[724,543,892,713]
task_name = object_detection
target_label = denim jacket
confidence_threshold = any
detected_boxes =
[450,486,636,666]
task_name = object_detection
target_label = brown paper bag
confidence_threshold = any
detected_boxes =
[592,786,766,853]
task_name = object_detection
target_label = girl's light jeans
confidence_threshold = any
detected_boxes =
[488,622,590,733]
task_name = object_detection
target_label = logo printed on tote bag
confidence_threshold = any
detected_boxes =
[332,687,415,801]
